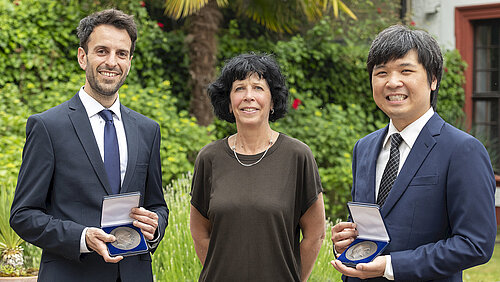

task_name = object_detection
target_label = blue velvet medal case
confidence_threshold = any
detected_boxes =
[101,192,148,257]
[338,202,390,267]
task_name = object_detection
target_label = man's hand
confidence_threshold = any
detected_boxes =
[331,222,358,256]
[330,255,386,279]
[130,207,159,240]
[85,227,123,263]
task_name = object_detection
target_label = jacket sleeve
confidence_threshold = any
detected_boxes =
[142,124,169,252]
[10,115,85,262]
[391,137,497,280]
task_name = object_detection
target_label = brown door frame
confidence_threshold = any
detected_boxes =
[455,3,500,130]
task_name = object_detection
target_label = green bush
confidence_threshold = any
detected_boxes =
[0,84,29,180]
[275,19,379,114]
[437,49,467,125]
[217,19,275,63]
[2,74,214,185]
[0,0,214,185]
[119,81,215,183]
[0,0,469,272]
[0,0,83,106]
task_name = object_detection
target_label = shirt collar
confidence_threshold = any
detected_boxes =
[383,107,435,150]
[78,86,122,121]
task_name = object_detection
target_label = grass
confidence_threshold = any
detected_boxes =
[308,219,342,282]
[152,173,202,281]
[463,232,500,282]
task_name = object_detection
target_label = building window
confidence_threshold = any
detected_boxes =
[473,19,500,168]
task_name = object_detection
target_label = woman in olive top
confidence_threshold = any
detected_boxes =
[190,53,326,282]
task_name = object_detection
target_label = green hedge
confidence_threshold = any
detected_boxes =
[0,0,213,185]
[0,0,468,278]
[0,0,467,221]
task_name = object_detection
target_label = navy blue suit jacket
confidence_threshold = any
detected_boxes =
[348,113,496,281]
[10,94,169,282]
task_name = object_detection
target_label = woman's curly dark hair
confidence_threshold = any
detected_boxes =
[207,53,289,123]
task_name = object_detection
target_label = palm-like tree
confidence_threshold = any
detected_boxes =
[165,0,357,126]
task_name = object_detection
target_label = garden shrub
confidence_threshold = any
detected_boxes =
[0,0,213,185]
[1,74,214,185]
[0,0,469,277]
[119,81,215,183]
[0,0,190,113]
[0,0,468,227]
[0,0,83,107]
[0,84,29,180]
[217,19,275,63]
[275,19,379,115]
[437,50,467,125]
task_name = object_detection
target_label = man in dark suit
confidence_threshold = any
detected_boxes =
[331,25,497,281]
[10,9,169,282]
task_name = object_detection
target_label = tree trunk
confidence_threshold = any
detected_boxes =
[186,0,222,126]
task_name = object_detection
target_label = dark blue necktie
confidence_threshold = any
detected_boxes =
[98,110,120,194]
[377,133,403,207]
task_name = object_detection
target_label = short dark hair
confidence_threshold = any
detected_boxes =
[367,25,443,109]
[76,9,137,56]
[208,53,289,123]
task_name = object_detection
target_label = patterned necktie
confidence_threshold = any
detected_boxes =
[98,110,120,194]
[377,133,403,206]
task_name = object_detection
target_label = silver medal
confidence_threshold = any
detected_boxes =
[110,226,141,250]
[345,241,377,261]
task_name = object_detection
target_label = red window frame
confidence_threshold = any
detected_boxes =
[455,3,500,130]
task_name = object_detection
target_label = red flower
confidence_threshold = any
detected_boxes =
[410,21,416,26]
[140,1,145,7]
[157,22,164,28]
[292,98,302,110]
[377,7,381,14]
[444,67,449,73]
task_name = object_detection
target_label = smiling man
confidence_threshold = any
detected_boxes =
[330,25,497,281]
[10,9,168,282]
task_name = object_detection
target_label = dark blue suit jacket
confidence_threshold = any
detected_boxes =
[10,94,169,282]
[348,113,496,281]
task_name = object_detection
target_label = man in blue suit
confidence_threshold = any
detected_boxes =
[331,25,497,281]
[10,9,169,281]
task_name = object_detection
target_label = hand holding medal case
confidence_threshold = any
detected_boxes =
[101,192,148,257]
[338,202,390,267]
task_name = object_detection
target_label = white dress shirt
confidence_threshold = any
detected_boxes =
[375,107,435,279]
[78,87,128,253]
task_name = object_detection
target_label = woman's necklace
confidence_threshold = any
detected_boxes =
[231,133,273,167]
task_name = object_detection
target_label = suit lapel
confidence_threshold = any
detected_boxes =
[381,114,443,217]
[67,94,112,194]
[361,128,388,204]
[120,105,138,193]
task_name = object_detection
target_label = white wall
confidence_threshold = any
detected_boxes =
[496,187,500,207]
[410,0,500,49]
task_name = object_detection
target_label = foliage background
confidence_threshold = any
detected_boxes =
[0,0,467,279]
